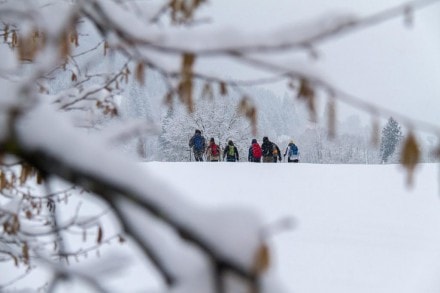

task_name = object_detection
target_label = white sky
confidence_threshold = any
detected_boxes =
[198,0,440,128]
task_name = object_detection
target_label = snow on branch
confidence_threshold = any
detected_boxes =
[4,102,269,292]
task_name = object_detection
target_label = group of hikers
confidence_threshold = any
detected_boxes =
[188,129,300,163]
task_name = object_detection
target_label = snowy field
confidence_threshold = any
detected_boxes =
[144,162,440,293]
[4,162,440,293]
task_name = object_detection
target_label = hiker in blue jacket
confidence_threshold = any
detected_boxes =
[223,140,239,162]
[284,140,300,163]
[189,129,206,161]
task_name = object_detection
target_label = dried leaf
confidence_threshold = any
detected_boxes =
[97,226,103,244]
[4,25,9,43]
[135,62,145,85]
[400,132,420,187]
[71,73,77,82]
[12,30,18,47]
[103,41,109,56]
[297,78,316,122]
[12,255,18,267]
[238,96,258,135]
[19,164,30,185]
[70,30,79,47]
[36,171,44,184]
[22,242,29,265]
[179,53,195,112]
[219,81,228,96]
[0,171,7,190]
[253,243,270,274]
[12,215,20,234]
[59,31,70,61]
[17,33,40,61]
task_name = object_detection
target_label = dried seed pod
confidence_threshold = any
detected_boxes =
[135,62,145,85]
[297,78,316,122]
[253,243,270,274]
[400,132,420,187]
[219,81,228,96]
[97,226,103,244]
[22,242,29,265]
[179,53,195,112]
[4,25,9,43]
[103,41,109,56]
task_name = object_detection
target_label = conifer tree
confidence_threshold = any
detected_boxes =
[380,117,403,163]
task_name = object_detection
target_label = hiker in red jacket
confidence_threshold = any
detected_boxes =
[248,139,262,163]
[205,137,220,162]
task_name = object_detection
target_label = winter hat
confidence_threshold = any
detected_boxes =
[228,140,233,146]
[290,140,294,144]
[252,139,257,144]
[263,136,268,142]
[195,129,201,134]
[210,137,215,143]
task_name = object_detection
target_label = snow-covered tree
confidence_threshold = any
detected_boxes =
[380,117,403,163]
[161,96,252,161]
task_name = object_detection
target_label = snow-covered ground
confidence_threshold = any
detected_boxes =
[145,162,440,293]
[4,162,440,293]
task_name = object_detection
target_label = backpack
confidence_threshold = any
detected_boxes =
[262,142,272,156]
[228,145,235,157]
[289,144,298,157]
[211,144,219,156]
[193,135,204,151]
[252,143,262,159]
[272,144,279,156]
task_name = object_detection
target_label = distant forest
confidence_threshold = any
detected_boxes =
[110,73,437,164]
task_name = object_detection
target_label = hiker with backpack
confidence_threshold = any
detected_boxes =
[272,142,282,163]
[206,137,220,162]
[261,136,276,163]
[284,140,300,163]
[189,129,206,161]
[223,140,239,162]
[248,139,262,163]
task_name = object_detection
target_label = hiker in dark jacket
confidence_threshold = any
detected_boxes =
[189,129,206,161]
[223,140,239,162]
[272,142,282,163]
[206,137,220,162]
[248,139,262,163]
[261,136,275,163]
